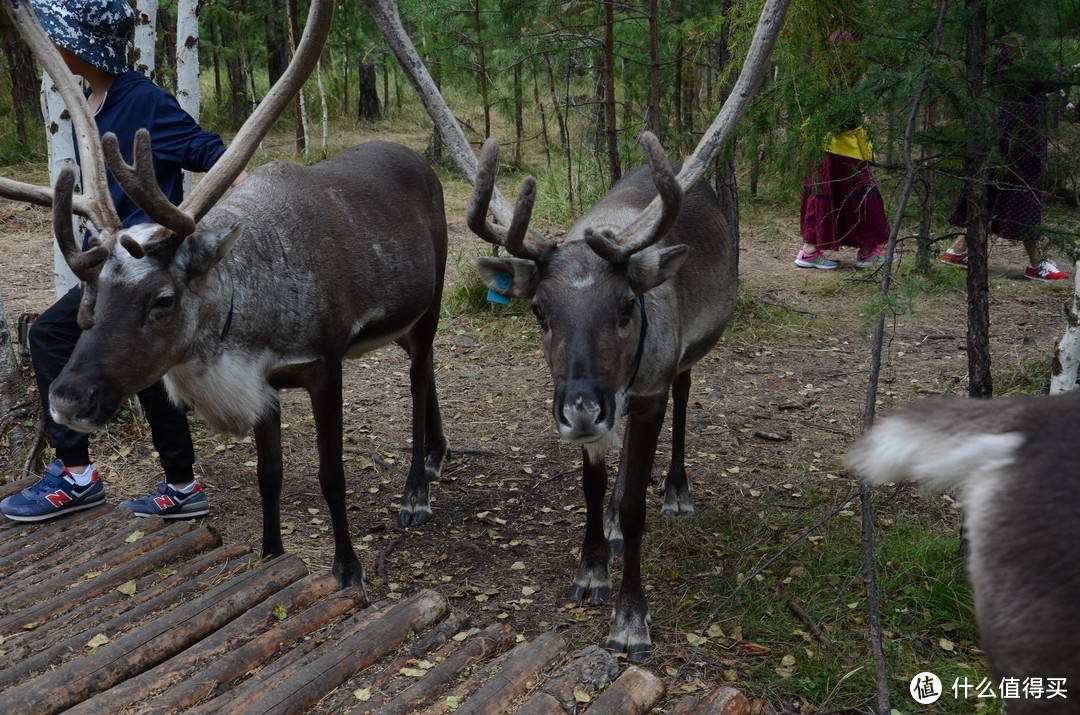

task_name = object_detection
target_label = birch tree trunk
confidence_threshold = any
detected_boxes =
[318,58,329,154]
[1050,254,1080,394]
[177,0,200,196]
[134,0,158,79]
[0,289,18,383]
[41,71,78,298]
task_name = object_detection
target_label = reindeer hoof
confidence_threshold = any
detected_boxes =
[398,505,433,527]
[570,583,611,605]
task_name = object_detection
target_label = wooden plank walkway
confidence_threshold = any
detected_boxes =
[0,480,746,714]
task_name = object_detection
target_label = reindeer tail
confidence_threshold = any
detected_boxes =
[846,397,1027,492]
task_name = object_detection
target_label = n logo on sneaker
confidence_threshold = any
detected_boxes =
[154,494,176,510]
[45,490,73,508]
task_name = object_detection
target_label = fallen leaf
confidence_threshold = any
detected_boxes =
[686,632,708,647]
[573,687,592,703]
[85,633,110,651]
[125,530,145,543]
[400,667,427,677]
[23,620,45,631]
[273,604,288,621]
[353,688,372,702]
[117,580,137,596]
[446,695,463,710]
[939,637,955,652]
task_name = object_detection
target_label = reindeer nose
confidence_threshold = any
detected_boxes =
[555,380,614,437]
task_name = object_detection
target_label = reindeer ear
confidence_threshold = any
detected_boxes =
[184,223,243,291]
[628,244,689,294]
[476,256,539,300]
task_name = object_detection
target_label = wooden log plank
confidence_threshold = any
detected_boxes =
[515,645,619,715]
[310,610,470,714]
[185,600,398,715]
[415,646,519,715]
[140,587,368,715]
[0,512,170,590]
[452,631,567,715]
[0,518,182,614]
[0,507,123,562]
[225,589,449,715]
[0,473,40,503]
[682,686,751,715]
[0,543,252,690]
[65,574,348,715]
[0,554,308,715]
[578,665,666,715]
[0,522,216,634]
[376,621,517,715]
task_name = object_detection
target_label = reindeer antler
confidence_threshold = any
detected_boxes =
[1,0,121,234]
[467,139,554,262]
[178,0,335,224]
[103,130,196,238]
[584,132,683,264]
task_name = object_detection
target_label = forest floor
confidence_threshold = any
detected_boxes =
[2,126,1079,713]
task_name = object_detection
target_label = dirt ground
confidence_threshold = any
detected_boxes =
[1,154,1076,712]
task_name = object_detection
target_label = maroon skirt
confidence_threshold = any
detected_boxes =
[800,153,889,252]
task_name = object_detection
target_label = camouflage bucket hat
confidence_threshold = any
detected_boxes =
[32,0,135,75]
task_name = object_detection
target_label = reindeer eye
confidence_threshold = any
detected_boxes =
[152,294,175,312]
[531,303,549,331]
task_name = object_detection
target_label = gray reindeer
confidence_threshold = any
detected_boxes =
[467,134,738,660]
[848,392,1080,714]
[2,0,449,594]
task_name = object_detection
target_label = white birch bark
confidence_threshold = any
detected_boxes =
[176,0,201,196]
[318,58,329,153]
[41,71,79,298]
[134,0,158,78]
[1050,255,1080,394]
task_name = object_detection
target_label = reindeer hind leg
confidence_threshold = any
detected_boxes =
[661,369,694,517]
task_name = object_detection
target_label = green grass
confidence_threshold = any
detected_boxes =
[642,485,1002,713]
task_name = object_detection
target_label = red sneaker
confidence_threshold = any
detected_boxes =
[940,249,968,268]
[1024,260,1069,282]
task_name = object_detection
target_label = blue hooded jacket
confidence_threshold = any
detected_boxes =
[81,70,227,241]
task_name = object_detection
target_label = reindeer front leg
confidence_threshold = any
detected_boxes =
[309,361,366,592]
[254,402,285,560]
[571,448,612,604]
[608,392,667,662]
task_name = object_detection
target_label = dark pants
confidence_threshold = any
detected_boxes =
[28,286,195,484]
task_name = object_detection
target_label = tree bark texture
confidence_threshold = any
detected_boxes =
[359,62,382,121]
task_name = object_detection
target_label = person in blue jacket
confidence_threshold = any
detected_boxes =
[2,0,245,522]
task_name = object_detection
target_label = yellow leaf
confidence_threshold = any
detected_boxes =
[85,633,110,651]
[117,580,137,596]
[573,687,592,703]
[400,667,427,677]
[125,530,145,543]
[158,568,177,579]
[939,637,955,652]
[686,632,708,647]
[353,688,372,702]
[280,522,296,535]
[23,620,45,631]
[511,561,525,570]
[446,696,463,710]
[84,570,102,580]
[706,624,726,639]
[273,604,288,621]
[522,586,537,596]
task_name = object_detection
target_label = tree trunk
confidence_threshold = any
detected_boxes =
[0,290,18,384]
[41,70,79,297]
[963,0,992,399]
[1,17,38,147]
[177,0,200,197]
[513,60,523,166]
[472,0,490,137]
[382,51,390,115]
[602,0,620,182]
[673,36,683,140]
[1051,257,1080,394]
[286,0,308,155]
[359,62,381,121]
[133,0,158,79]
[158,4,178,91]
[533,61,551,166]
[647,0,660,137]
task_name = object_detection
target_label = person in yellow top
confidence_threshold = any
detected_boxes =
[795,30,892,270]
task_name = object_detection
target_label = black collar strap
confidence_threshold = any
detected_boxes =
[621,294,648,395]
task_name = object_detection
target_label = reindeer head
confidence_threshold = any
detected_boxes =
[470,134,689,448]
[1,0,333,431]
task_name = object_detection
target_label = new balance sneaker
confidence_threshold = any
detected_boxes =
[795,249,839,270]
[1025,259,1069,282]
[855,246,900,269]
[940,248,968,268]
[119,482,209,519]
[1,460,106,522]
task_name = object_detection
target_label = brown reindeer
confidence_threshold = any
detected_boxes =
[847,392,1080,713]
[1,0,449,594]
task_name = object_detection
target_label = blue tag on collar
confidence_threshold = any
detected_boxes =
[487,272,513,305]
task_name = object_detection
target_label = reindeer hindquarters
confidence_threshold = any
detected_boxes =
[253,402,285,560]
[608,392,668,662]
[661,369,694,517]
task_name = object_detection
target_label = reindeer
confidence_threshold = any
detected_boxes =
[847,392,1080,713]
[466,134,737,661]
[2,0,449,594]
